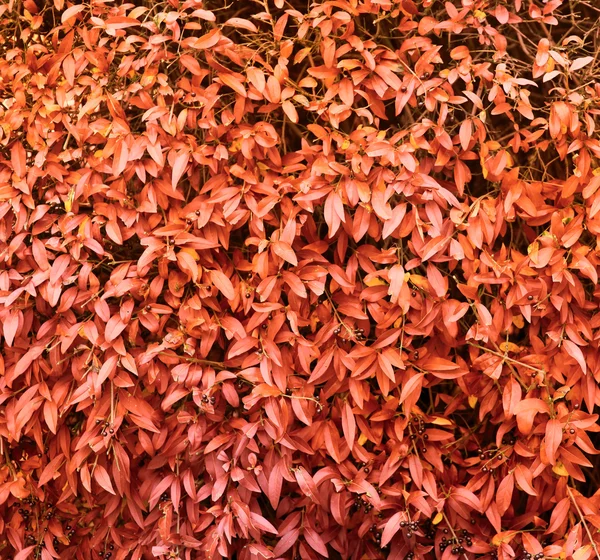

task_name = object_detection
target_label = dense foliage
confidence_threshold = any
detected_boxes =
[2,0,600,559]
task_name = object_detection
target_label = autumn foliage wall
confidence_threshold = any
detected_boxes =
[4,0,600,559]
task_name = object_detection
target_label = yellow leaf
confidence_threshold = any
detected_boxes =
[409,275,429,289]
[64,187,75,212]
[468,395,478,408]
[393,318,403,329]
[310,312,320,331]
[365,276,387,287]
[527,241,539,256]
[492,531,517,547]
[78,217,89,237]
[341,139,351,150]
[553,462,569,477]
[180,248,199,261]
[432,512,444,525]
[512,315,525,329]
[474,9,486,21]
[573,545,592,560]
[499,342,520,353]
[358,433,368,446]
[593,168,600,176]
[431,417,453,426]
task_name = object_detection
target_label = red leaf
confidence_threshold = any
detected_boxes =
[194,28,221,50]
[381,511,405,547]
[14,547,36,560]
[304,527,328,557]
[562,340,587,374]
[11,140,26,177]
[273,528,300,556]
[272,241,298,265]
[171,150,189,189]
[38,454,65,487]
[94,464,116,495]
[341,401,356,450]
[219,73,247,97]
[112,138,129,176]
[545,418,562,465]
[211,269,235,300]
[496,473,514,516]
[545,497,570,534]
[514,464,537,496]
[60,4,85,23]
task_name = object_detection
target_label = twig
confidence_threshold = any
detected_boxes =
[567,486,600,560]
[467,342,546,375]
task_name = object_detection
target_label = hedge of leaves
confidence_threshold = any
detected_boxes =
[2,0,600,559]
